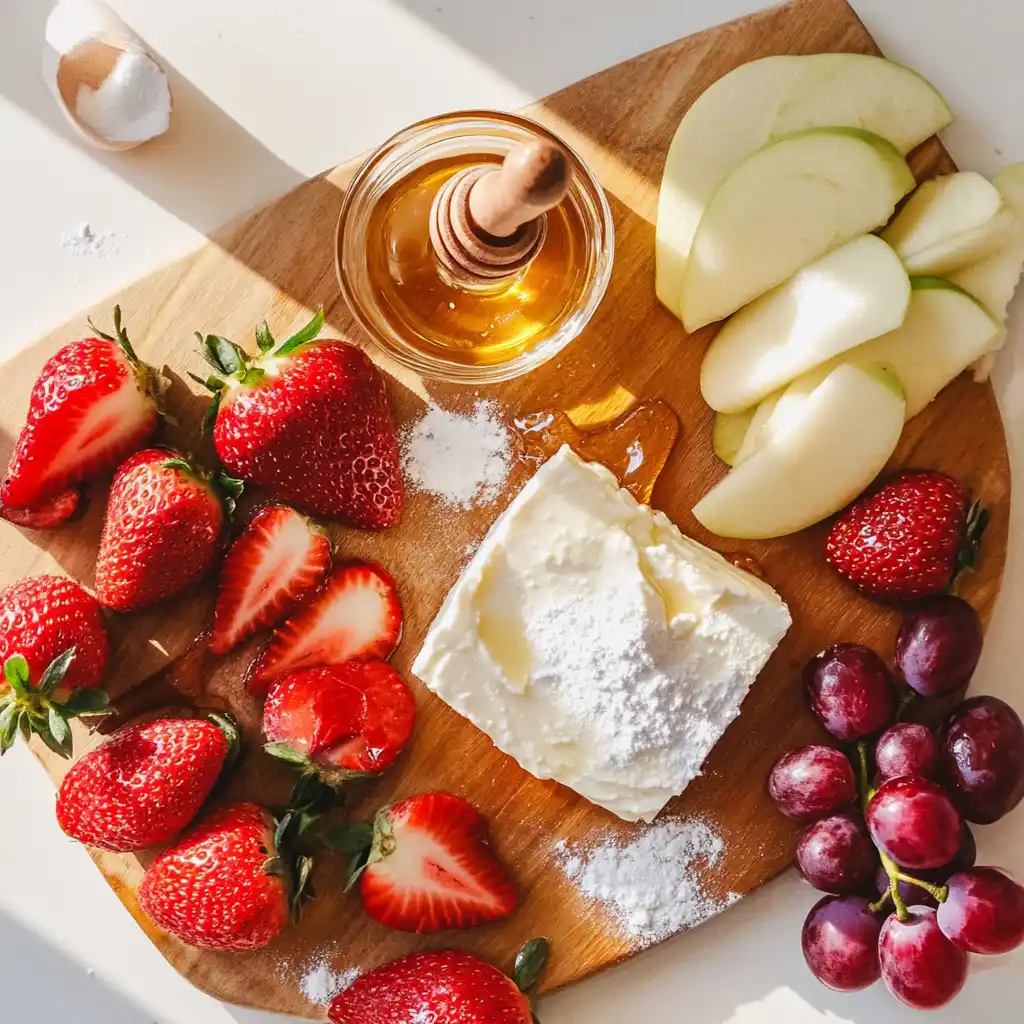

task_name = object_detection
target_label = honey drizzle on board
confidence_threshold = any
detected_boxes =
[513,401,680,505]
[364,155,590,367]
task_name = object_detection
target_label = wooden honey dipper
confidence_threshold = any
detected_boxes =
[429,139,571,287]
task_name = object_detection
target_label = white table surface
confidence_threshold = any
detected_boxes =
[2,1,1024,1021]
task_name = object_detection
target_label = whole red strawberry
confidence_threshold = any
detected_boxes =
[825,470,987,602]
[56,714,240,851]
[0,575,111,756]
[328,940,548,1024]
[2,308,162,512]
[95,449,241,611]
[191,309,404,530]
[264,662,416,780]
[138,801,309,951]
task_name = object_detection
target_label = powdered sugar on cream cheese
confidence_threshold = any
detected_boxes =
[401,400,511,509]
[555,817,738,946]
[414,446,792,821]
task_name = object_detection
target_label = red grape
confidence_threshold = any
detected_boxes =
[769,746,857,822]
[875,723,938,781]
[874,864,936,909]
[895,595,982,697]
[801,895,882,991]
[866,776,962,869]
[804,644,895,741]
[797,812,877,894]
[941,696,1024,824]
[879,907,969,1009]
[937,868,1024,954]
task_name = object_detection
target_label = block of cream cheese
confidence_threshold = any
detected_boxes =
[412,445,792,822]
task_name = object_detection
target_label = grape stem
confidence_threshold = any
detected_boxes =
[855,741,948,921]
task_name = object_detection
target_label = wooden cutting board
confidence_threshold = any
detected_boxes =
[0,0,1011,1016]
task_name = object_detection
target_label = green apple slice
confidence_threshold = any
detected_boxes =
[712,407,754,465]
[881,172,1017,275]
[693,363,905,539]
[700,236,910,413]
[656,53,952,320]
[850,278,1001,417]
[950,164,1024,380]
[681,128,915,331]
[692,364,901,540]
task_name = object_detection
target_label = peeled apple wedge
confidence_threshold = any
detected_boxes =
[851,278,1002,418]
[700,236,910,413]
[950,163,1024,380]
[656,53,952,319]
[693,364,905,539]
[881,172,1017,275]
[681,128,916,331]
[712,407,754,466]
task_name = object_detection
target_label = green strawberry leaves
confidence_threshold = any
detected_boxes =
[954,500,990,585]
[0,649,114,758]
[191,307,326,437]
[89,305,140,365]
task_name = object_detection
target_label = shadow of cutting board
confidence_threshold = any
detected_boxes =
[0,0,1010,1016]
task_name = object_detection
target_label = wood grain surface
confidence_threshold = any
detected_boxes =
[0,0,1011,1016]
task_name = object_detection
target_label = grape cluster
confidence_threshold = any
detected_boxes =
[769,594,1024,1010]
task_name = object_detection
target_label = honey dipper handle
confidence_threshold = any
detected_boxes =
[468,141,570,239]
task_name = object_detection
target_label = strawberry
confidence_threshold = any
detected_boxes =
[2,308,163,510]
[248,561,402,696]
[825,470,988,602]
[339,792,518,934]
[0,575,111,756]
[1,487,82,529]
[56,713,240,851]
[95,449,242,612]
[191,308,404,529]
[328,940,549,1024]
[210,504,330,655]
[138,801,312,952]
[264,661,416,780]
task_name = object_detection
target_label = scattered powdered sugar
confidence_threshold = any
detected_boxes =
[555,817,736,946]
[299,957,361,1006]
[401,400,512,510]
[61,222,118,257]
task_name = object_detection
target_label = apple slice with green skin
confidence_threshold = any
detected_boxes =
[712,407,754,466]
[881,172,1017,276]
[850,278,1001,418]
[700,236,910,413]
[693,363,905,540]
[656,53,952,320]
[681,128,915,332]
[950,163,1024,380]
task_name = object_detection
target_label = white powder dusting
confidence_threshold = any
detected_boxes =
[555,818,735,946]
[61,222,118,257]
[401,400,511,510]
[73,47,171,144]
[299,956,361,1006]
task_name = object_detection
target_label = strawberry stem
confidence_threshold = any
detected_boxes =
[952,500,990,586]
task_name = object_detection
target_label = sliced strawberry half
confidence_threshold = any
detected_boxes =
[248,561,402,695]
[263,661,416,779]
[343,792,518,934]
[210,505,330,655]
[1,488,82,529]
[2,308,163,510]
